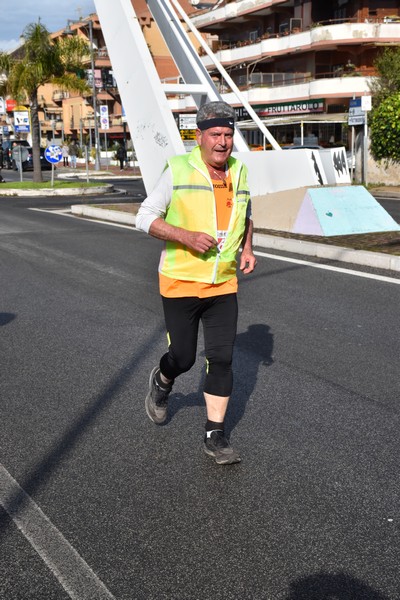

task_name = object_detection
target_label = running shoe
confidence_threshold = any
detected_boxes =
[145,367,172,424]
[204,430,241,465]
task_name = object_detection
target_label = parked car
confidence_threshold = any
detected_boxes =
[283,144,324,150]
[11,146,53,171]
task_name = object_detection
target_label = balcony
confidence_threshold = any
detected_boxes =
[200,21,400,67]
[39,119,64,130]
[222,75,371,106]
[53,90,70,102]
[97,47,109,59]
[235,71,312,89]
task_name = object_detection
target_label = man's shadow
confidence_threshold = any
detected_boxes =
[285,571,391,600]
[168,323,274,432]
[0,313,16,326]
[226,323,274,434]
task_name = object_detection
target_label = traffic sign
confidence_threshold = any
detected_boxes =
[348,98,365,126]
[361,95,372,112]
[44,145,62,164]
[100,105,109,130]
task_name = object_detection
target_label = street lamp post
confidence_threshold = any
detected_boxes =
[87,19,101,171]
[63,18,101,171]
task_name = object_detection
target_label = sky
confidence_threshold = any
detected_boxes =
[0,0,96,52]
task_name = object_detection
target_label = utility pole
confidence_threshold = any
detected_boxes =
[88,18,101,171]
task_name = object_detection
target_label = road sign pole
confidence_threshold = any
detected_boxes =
[361,95,372,187]
[363,112,368,187]
[351,126,355,181]
[44,144,63,179]
[18,146,23,183]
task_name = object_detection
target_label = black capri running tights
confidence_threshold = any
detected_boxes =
[160,293,238,397]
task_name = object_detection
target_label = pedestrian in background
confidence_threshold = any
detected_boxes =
[136,101,256,465]
[68,140,78,169]
[116,143,126,170]
[62,142,69,167]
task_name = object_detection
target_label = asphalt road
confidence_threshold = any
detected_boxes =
[1,194,399,599]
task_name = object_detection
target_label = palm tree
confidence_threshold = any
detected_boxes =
[0,22,90,182]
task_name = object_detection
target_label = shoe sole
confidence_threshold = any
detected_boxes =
[203,444,241,465]
[145,366,166,424]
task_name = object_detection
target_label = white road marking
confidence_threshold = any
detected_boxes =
[0,465,117,600]
[29,207,136,230]
[254,250,400,285]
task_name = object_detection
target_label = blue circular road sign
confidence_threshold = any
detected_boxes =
[44,144,63,164]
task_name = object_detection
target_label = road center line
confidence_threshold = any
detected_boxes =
[254,250,400,285]
[0,465,117,600]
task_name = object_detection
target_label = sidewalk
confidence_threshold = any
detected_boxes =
[370,186,400,200]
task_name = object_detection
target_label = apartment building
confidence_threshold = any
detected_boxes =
[3,0,399,157]
[189,0,400,148]
[45,15,125,148]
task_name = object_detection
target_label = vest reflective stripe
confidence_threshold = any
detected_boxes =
[173,184,212,192]
[159,146,250,284]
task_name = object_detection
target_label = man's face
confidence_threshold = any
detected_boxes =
[196,126,234,169]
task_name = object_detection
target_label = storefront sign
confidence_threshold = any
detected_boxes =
[6,99,17,112]
[256,99,325,117]
[13,110,30,133]
[179,114,196,130]
[179,114,197,151]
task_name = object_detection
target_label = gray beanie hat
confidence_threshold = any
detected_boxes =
[196,101,236,131]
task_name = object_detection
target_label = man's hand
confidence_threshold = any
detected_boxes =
[149,218,216,254]
[183,231,217,254]
[240,249,257,274]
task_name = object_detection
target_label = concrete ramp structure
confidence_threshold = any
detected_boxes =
[292,186,400,236]
[251,184,400,235]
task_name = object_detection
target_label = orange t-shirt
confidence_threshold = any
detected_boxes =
[159,171,238,298]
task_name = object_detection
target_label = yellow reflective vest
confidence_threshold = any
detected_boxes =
[159,145,251,284]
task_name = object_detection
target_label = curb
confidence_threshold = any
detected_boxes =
[0,184,114,197]
[57,172,141,181]
[71,204,138,226]
[372,192,400,200]
[253,233,400,272]
[71,205,400,273]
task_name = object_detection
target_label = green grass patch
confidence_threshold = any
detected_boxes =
[0,180,101,190]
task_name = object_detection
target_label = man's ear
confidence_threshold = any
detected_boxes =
[195,128,202,144]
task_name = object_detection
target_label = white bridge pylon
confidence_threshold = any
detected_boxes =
[94,0,282,192]
[94,0,347,201]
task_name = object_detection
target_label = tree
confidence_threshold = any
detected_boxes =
[369,46,400,105]
[369,93,400,163]
[369,47,400,164]
[0,22,90,182]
